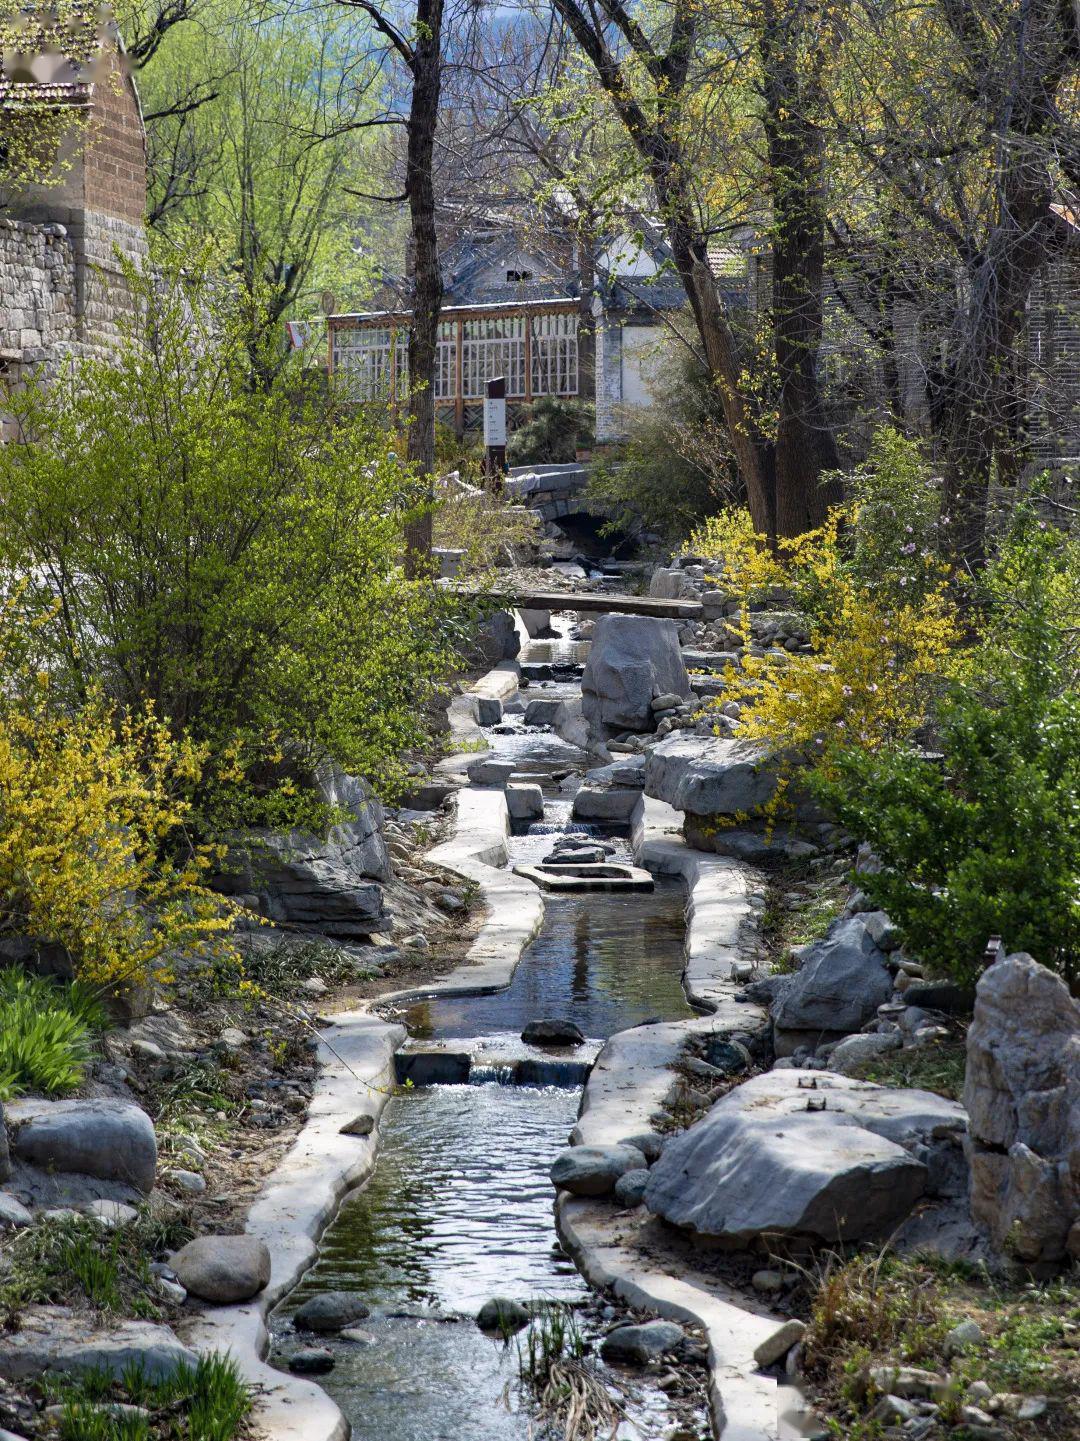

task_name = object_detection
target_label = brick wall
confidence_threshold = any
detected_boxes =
[82,47,147,228]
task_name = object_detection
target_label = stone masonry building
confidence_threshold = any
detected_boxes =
[0,16,147,403]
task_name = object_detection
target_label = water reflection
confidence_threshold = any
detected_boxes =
[403,880,692,1043]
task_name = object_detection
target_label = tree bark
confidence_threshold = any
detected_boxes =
[760,1,842,535]
[402,0,445,575]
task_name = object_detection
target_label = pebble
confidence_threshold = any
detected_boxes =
[944,1318,984,1355]
[751,1269,785,1295]
[81,1200,138,1228]
[0,1193,32,1228]
[167,1168,207,1194]
[301,977,327,995]
[155,1276,188,1304]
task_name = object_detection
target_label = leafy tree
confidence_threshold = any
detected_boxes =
[0,260,459,830]
[136,0,383,365]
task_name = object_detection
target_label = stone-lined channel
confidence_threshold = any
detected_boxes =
[271,617,710,1440]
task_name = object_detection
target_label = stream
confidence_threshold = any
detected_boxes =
[272,616,711,1441]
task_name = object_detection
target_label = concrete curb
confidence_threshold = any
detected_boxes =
[557,794,790,1440]
[181,1014,403,1441]
[185,779,547,1441]
[555,1197,785,1441]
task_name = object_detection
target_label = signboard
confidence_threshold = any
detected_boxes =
[483,395,507,447]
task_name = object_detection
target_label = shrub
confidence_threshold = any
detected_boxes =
[506,396,594,466]
[0,969,107,1099]
[0,258,459,830]
[433,473,540,577]
[690,508,959,785]
[845,427,947,604]
[588,347,734,544]
[818,515,1080,987]
[0,592,238,991]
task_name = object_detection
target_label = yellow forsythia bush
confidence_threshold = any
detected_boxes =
[688,508,959,767]
[0,593,238,991]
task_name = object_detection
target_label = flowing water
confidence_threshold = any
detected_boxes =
[273,617,709,1440]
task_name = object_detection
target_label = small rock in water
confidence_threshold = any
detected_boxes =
[476,1297,530,1333]
[293,1291,371,1333]
[287,1347,335,1375]
[339,1327,377,1345]
[521,1019,586,1048]
[600,1320,685,1367]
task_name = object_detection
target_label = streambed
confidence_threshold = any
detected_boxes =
[272,617,710,1440]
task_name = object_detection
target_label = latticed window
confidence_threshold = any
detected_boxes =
[331,326,406,400]
[331,308,579,404]
[531,312,578,396]
[461,314,526,398]
[435,321,456,400]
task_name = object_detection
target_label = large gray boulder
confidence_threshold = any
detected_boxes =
[964,952,1080,1266]
[5,1099,157,1194]
[640,737,819,830]
[549,1143,647,1197]
[213,768,389,939]
[171,1234,271,1304]
[644,1070,966,1244]
[0,1307,196,1383]
[645,734,780,817]
[581,616,689,734]
[772,918,895,1053]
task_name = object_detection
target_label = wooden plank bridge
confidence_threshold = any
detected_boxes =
[482,589,704,620]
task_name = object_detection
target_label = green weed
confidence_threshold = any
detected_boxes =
[0,967,106,1099]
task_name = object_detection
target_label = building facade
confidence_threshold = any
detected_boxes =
[0,20,147,397]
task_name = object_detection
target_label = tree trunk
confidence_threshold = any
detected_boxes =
[760,9,841,535]
[403,0,444,576]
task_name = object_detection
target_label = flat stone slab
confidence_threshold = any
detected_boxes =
[514,861,654,893]
[0,1307,196,1383]
[645,1070,966,1245]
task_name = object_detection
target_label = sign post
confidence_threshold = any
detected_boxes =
[483,375,507,486]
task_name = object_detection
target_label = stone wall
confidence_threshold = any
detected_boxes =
[0,208,146,424]
[0,218,79,397]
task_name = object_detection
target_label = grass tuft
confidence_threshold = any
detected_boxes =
[0,966,106,1099]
